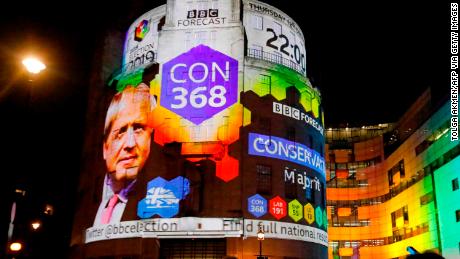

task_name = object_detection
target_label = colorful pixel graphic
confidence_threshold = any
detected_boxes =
[135,20,149,42]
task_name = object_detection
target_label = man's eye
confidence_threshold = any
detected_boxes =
[133,124,145,133]
[115,126,128,138]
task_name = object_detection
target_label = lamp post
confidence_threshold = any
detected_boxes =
[19,55,46,185]
[4,56,46,258]
[21,56,46,107]
[257,222,265,259]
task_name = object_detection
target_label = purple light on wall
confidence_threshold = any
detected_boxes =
[161,45,238,125]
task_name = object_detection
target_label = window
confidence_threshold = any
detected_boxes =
[306,186,315,204]
[251,15,263,30]
[256,164,272,194]
[415,120,451,156]
[321,182,326,207]
[309,135,314,149]
[388,159,405,186]
[258,74,271,95]
[160,239,226,259]
[196,31,208,45]
[185,32,192,50]
[285,181,297,199]
[399,160,405,177]
[191,126,201,141]
[391,211,396,228]
[415,139,432,155]
[420,192,434,205]
[209,30,217,44]
[403,205,409,223]
[259,74,271,85]
[329,153,336,163]
[392,205,409,228]
[456,209,460,222]
[259,117,271,133]
[286,86,299,106]
[272,21,282,36]
[197,1,208,11]
[287,127,296,141]
[453,178,459,191]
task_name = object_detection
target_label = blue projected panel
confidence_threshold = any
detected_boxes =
[248,133,325,176]
[138,176,190,218]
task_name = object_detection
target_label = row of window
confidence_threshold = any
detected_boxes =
[325,156,382,188]
[414,119,451,156]
[327,178,369,188]
[328,144,460,206]
[329,221,430,248]
[329,185,460,229]
[329,222,430,250]
[327,155,382,170]
[325,126,392,144]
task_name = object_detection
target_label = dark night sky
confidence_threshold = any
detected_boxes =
[0,1,451,127]
[280,1,451,127]
[0,1,451,256]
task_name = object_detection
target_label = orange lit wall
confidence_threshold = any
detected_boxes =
[326,101,459,259]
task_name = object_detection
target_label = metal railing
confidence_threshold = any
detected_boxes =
[247,48,305,75]
[329,222,430,249]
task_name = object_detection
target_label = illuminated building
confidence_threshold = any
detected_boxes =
[326,89,460,258]
[70,1,327,258]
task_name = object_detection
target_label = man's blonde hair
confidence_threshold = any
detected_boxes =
[103,83,156,142]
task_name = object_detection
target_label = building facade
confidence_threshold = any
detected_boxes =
[70,1,327,258]
[326,90,460,259]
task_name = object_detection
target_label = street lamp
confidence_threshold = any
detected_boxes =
[31,221,41,230]
[22,57,46,74]
[22,56,46,84]
[9,242,22,252]
[257,222,265,259]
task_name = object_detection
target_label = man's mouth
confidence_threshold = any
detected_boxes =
[118,155,137,164]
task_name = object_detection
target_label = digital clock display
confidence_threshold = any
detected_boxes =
[243,0,307,76]
[265,27,306,73]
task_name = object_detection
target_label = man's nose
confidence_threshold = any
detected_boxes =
[124,126,136,149]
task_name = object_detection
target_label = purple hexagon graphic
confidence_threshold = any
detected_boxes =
[161,45,238,125]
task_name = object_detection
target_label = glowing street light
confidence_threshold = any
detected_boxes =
[257,229,265,240]
[9,242,22,252]
[22,57,46,74]
[31,221,41,230]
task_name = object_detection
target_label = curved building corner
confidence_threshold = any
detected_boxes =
[326,91,460,258]
[71,1,327,258]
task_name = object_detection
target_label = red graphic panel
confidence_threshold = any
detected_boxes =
[269,196,287,220]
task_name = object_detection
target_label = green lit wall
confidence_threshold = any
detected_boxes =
[434,155,460,258]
